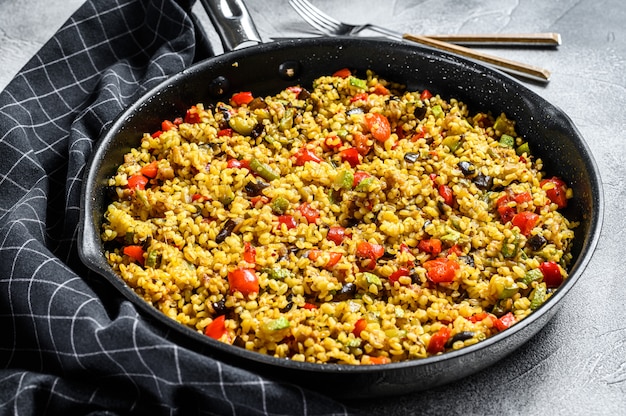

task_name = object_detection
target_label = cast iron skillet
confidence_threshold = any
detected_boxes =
[78,3,603,399]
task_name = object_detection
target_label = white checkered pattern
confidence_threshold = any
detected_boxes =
[0,1,351,414]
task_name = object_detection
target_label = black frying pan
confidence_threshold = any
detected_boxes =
[78,0,603,398]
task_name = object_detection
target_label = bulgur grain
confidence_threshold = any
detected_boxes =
[102,69,576,364]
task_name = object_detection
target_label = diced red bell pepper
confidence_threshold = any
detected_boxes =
[228,268,259,296]
[333,68,352,78]
[323,135,342,149]
[250,195,269,206]
[468,312,489,323]
[184,106,201,124]
[366,356,391,365]
[308,249,342,269]
[227,158,250,169]
[327,226,347,246]
[411,126,426,141]
[350,92,369,103]
[231,91,254,106]
[364,112,391,142]
[513,191,532,204]
[420,89,433,100]
[353,132,371,156]
[298,202,320,224]
[539,261,563,288]
[127,174,148,190]
[418,239,442,256]
[287,86,302,94]
[395,125,406,140]
[161,120,176,131]
[494,312,516,331]
[438,184,454,206]
[339,147,361,168]
[356,242,385,260]
[427,327,451,354]
[511,211,540,236]
[293,148,322,166]
[277,215,297,230]
[217,128,233,137]
[356,242,385,270]
[325,252,343,268]
[302,302,317,310]
[352,171,371,188]
[541,177,568,209]
[496,194,516,223]
[243,242,256,263]
[204,315,227,339]
[123,245,145,265]
[388,267,410,284]
[372,84,390,95]
[424,258,459,283]
[447,244,462,256]
[352,170,372,188]
[352,318,367,337]
[139,161,158,179]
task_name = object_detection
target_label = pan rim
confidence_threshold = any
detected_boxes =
[77,36,604,385]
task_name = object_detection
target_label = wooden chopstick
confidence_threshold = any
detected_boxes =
[403,33,551,82]
[425,33,561,46]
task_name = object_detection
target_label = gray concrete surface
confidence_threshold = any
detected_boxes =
[1,0,624,414]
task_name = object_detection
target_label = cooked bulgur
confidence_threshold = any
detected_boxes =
[101,69,576,364]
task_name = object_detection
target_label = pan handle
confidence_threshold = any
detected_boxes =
[199,0,262,51]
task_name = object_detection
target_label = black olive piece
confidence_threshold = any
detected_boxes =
[459,255,475,267]
[473,172,494,190]
[457,160,475,176]
[346,107,364,116]
[333,283,357,301]
[278,61,301,80]
[413,106,427,120]
[404,152,420,163]
[410,271,421,285]
[245,179,270,197]
[343,217,360,228]
[445,331,475,348]
[215,219,238,243]
[250,122,265,139]
[209,76,230,97]
[217,105,231,122]
[527,234,548,251]
[381,250,396,260]
[297,88,311,100]
[212,298,227,315]
[279,293,295,313]
[280,302,294,313]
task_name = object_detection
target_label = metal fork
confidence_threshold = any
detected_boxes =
[288,0,555,82]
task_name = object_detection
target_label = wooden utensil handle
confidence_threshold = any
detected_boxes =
[403,34,551,82]
[425,33,561,46]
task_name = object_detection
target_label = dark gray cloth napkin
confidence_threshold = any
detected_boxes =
[0,0,352,414]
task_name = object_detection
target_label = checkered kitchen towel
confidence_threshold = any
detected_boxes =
[0,0,352,414]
